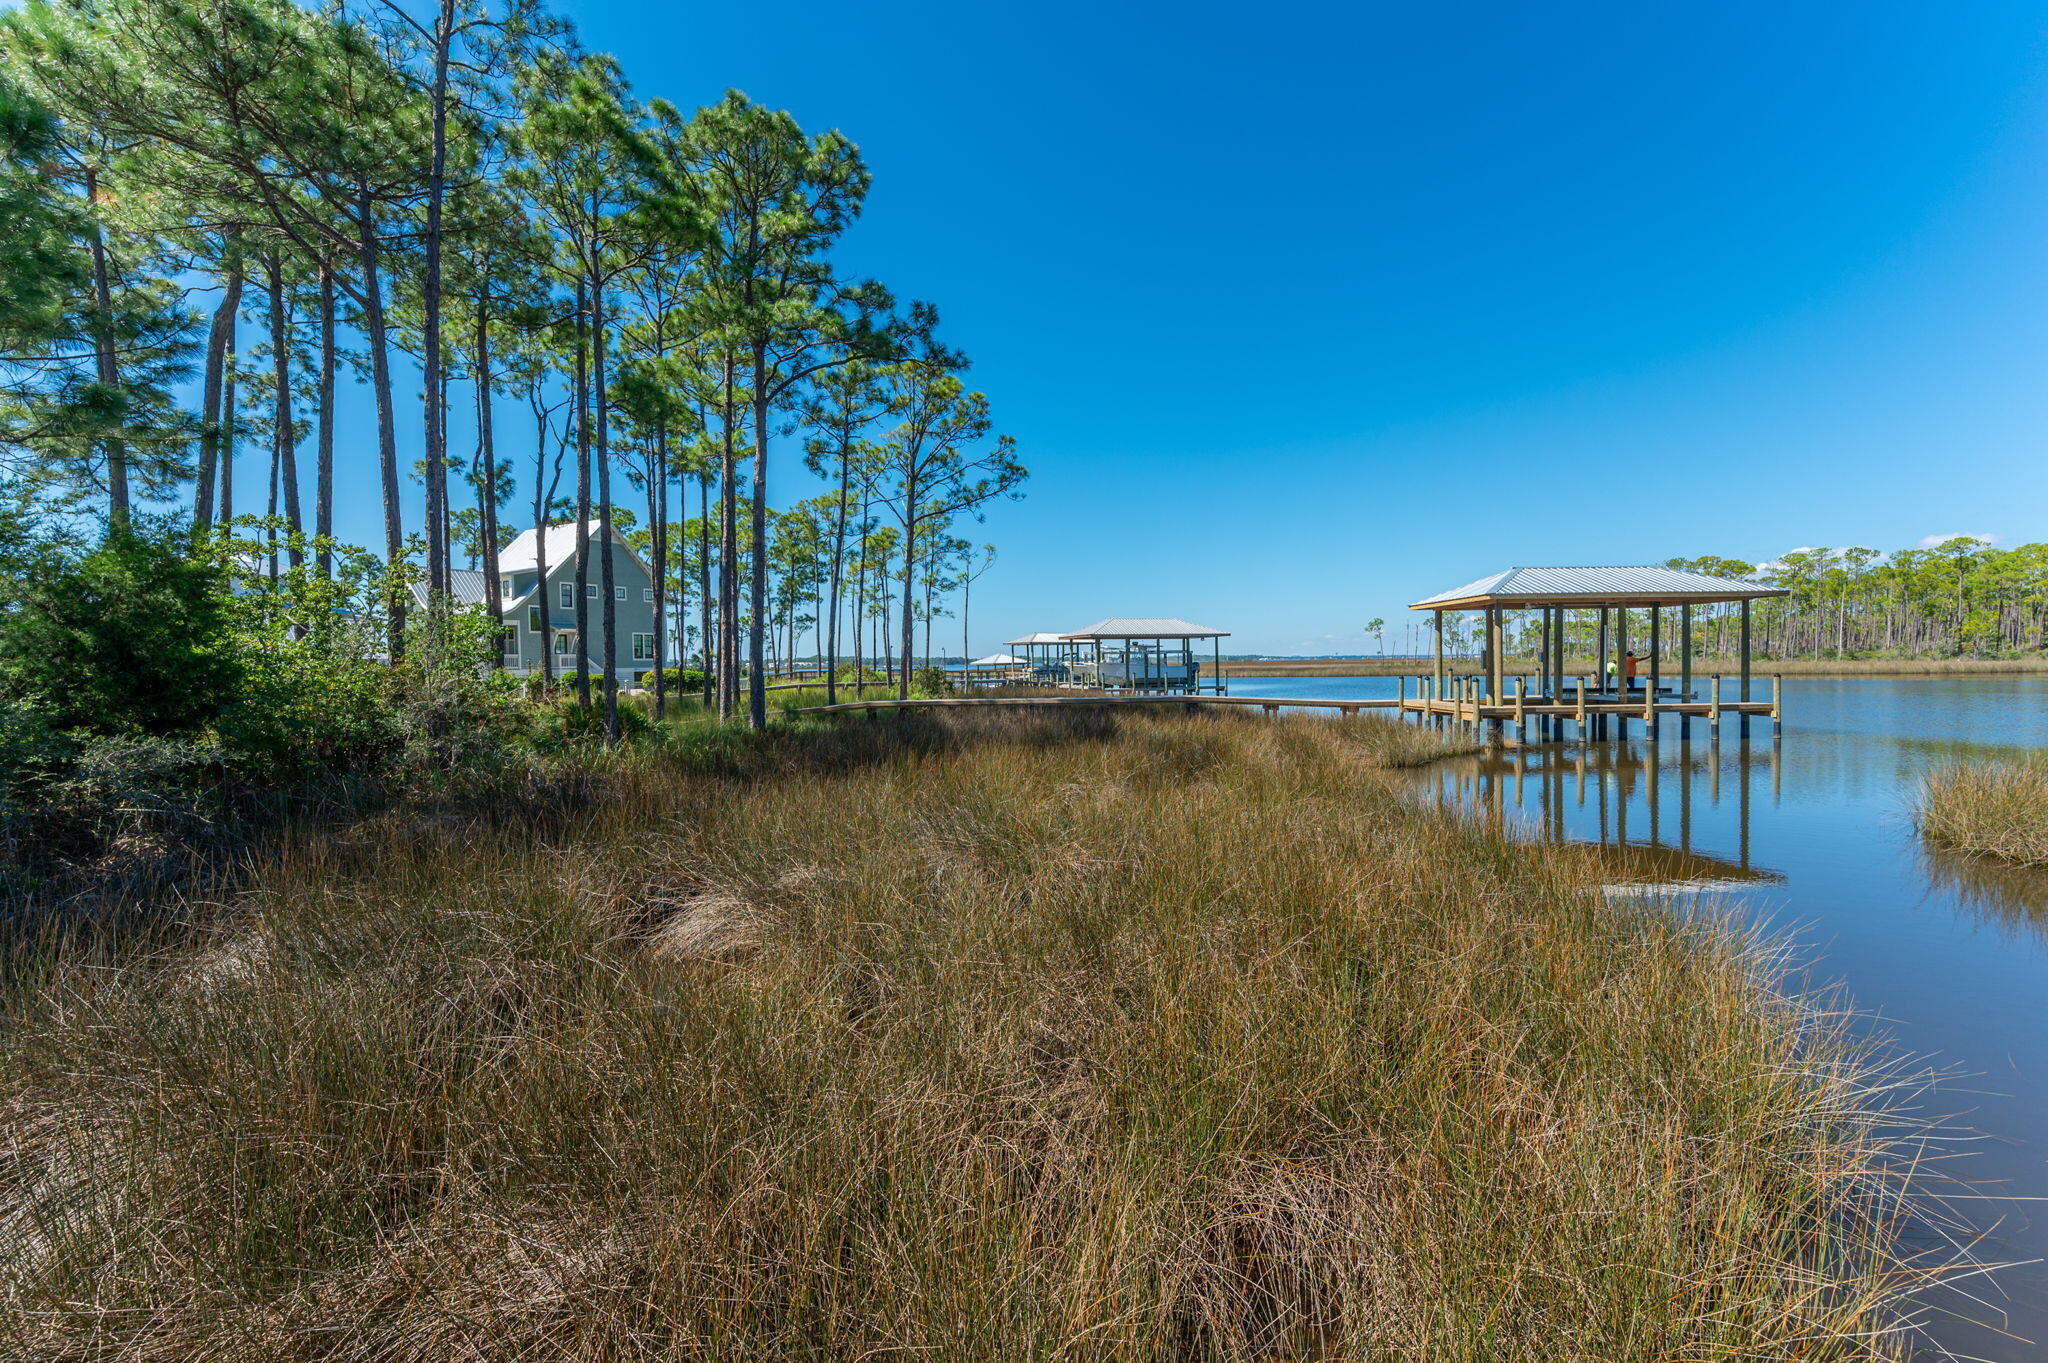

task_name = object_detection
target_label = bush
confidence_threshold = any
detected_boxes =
[911,666,954,697]
[0,524,242,738]
[650,667,706,693]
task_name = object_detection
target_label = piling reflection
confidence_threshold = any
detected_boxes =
[1421,739,1789,890]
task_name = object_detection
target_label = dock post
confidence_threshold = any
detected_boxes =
[1771,673,1782,739]
[1514,675,1526,740]
[1398,673,1407,720]
[1709,675,1721,737]
[1614,606,1629,740]
[1679,604,1693,740]
[1739,599,1753,740]
[1575,675,1587,738]
[1647,604,1662,742]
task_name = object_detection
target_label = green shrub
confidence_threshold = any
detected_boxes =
[0,524,242,738]
[651,666,706,693]
[911,666,954,697]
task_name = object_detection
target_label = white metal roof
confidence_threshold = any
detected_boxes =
[498,520,649,579]
[969,653,1026,666]
[1003,631,1071,646]
[1061,617,1231,639]
[1410,566,1788,610]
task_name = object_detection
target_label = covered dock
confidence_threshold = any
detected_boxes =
[1003,631,1090,684]
[1061,618,1230,694]
[1405,566,1789,740]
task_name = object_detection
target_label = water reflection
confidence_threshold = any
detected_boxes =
[1423,739,1787,889]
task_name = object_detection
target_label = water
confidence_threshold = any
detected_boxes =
[1233,674,2048,1359]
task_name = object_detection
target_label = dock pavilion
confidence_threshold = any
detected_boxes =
[1407,566,1790,738]
[1003,631,1087,682]
[1060,618,1230,694]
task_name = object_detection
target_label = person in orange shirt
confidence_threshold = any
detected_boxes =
[1622,650,1641,691]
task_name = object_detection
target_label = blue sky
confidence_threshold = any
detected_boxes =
[289,0,2048,655]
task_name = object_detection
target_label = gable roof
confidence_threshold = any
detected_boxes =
[1410,566,1788,610]
[1003,631,1072,647]
[498,520,651,581]
[1061,617,1230,639]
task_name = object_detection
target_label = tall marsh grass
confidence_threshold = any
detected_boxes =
[0,707,1930,1359]
[1916,753,2048,868]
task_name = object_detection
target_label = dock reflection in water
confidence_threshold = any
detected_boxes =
[1420,738,1786,891]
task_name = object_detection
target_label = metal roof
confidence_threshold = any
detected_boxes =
[1409,566,1788,610]
[498,520,649,579]
[1003,631,1072,646]
[407,568,492,610]
[1061,617,1231,639]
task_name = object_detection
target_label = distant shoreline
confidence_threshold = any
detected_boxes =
[1221,656,2048,678]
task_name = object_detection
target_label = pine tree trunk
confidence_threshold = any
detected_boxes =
[315,266,335,578]
[221,323,237,523]
[594,278,619,743]
[357,184,406,661]
[748,340,770,729]
[898,478,918,699]
[718,356,739,720]
[651,423,668,719]
[83,166,128,530]
[698,471,713,708]
[573,277,592,709]
[476,296,502,672]
[533,397,554,689]
[194,253,242,532]
[420,0,455,602]
[265,254,303,571]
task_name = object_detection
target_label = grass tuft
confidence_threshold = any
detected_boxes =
[1915,753,2048,867]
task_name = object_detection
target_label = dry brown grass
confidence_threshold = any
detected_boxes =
[0,706,1931,1359]
[1916,753,2048,868]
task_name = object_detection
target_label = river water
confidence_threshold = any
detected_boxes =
[1231,674,2048,1359]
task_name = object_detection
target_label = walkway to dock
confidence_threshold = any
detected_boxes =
[796,675,1783,743]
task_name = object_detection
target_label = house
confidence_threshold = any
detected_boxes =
[413,520,662,683]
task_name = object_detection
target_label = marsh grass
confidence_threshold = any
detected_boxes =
[0,706,1932,1359]
[1916,753,2048,868]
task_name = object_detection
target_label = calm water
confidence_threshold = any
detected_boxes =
[1234,674,2048,1359]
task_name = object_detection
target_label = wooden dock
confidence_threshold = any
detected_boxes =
[797,673,1783,743]
[797,694,1403,717]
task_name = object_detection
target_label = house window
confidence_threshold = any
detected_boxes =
[500,576,514,599]
[586,583,599,598]
[559,581,573,609]
[499,628,519,656]
[615,586,626,601]
[632,632,655,661]
[642,588,654,603]
[527,605,542,633]
[554,631,578,655]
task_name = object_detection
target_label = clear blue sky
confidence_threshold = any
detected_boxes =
[301,0,2048,655]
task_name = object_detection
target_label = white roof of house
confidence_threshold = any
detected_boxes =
[1410,566,1788,610]
[1061,617,1230,639]
[498,520,649,578]
[1003,631,1071,646]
